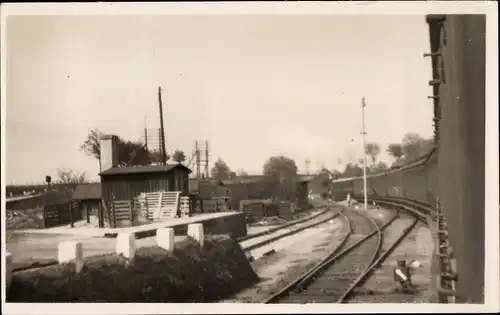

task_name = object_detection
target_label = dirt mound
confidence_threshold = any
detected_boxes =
[7,236,258,302]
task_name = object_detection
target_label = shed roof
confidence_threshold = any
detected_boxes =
[72,183,102,200]
[99,163,192,176]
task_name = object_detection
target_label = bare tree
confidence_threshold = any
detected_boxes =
[57,169,87,184]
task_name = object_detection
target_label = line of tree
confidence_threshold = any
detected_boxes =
[210,155,299,183]
[80,129,431,187]
[209,132,432,185]
[333,132,434,180]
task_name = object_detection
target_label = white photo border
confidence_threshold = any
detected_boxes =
[1,1,498,314]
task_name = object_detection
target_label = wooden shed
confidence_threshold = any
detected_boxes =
[72,182,102,223]
[98,164,192,202]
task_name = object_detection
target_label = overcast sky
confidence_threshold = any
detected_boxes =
[5,15,433,184]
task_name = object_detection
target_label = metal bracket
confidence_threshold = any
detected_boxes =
[426,15,446,24]
[423,52,442,58]
[441,272,459,281]
[438,287,460,297]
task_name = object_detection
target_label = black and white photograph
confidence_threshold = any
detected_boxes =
[1,2,498,314]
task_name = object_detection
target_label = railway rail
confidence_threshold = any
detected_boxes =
[342,214,418,303]
[265,209,406,304]
[240,206,341,254]
[352,195,459,303]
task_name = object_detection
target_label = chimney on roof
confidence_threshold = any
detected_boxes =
[100,135,119,172]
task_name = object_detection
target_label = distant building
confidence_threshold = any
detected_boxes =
[188,174,312,211]
[72,182,102,219]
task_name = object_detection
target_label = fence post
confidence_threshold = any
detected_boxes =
[111,201,117,228]
[69,202,74,228]
[43,206,48,228]
[86,203,91,224]
[98,202,104,228]
[58,241,84,273]
[145,193,150,221]
[105,201,113,228]
[187,223,204,247]
[156,228,175,252]
[116,233,136,260]
[129,199,134,227]
[157,191,163,220]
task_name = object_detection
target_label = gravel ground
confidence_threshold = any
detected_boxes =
[348,215,434,303]
[220,216,349,303]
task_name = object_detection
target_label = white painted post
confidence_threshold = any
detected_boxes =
[116,233,136,260]
[58,241,84,273]
[156,228,175,252]
[187,223,204,247]
[6,252,12,291]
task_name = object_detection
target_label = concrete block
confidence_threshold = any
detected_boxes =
[6,252,12,291]
[187,223,204,247]
[156,228,175,252]
[116,233,136,260]
[58,241,84,273]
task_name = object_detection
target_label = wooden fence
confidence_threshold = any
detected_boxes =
[43,200,82,228]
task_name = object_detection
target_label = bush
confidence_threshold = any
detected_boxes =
[7,236,258,302]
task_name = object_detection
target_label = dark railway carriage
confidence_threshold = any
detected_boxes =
[430,14,486,304]
[330,15,486,303]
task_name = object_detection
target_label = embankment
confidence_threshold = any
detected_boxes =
[7,235,258,303]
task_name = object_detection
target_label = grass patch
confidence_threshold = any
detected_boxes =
[7,236,259,303]
[6,208,45,230]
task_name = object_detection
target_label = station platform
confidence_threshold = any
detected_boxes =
[10,211,248,239]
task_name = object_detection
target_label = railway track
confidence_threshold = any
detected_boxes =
[240,206,341,254]
[343,214,418,303]
[265,208,418,304]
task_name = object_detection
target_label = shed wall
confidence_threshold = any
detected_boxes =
[101,169,190,201]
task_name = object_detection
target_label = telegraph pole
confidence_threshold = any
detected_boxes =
[144,116,148,151]
[361,97,368,210]
[158,87,167,165]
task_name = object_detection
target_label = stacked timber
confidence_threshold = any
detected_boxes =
[135,191,181,221]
